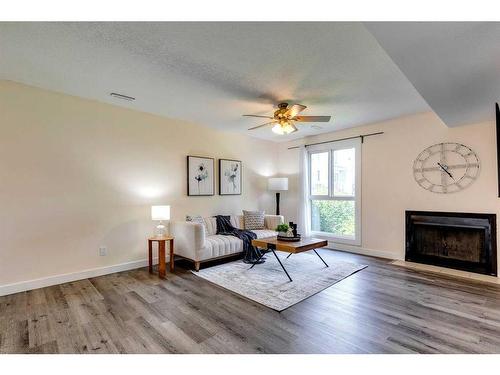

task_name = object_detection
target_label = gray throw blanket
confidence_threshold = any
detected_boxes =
[215,215,264,264]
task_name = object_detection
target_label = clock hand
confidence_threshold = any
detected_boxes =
[437,162,455,180]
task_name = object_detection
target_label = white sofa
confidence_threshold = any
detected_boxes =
[170,214,284,270]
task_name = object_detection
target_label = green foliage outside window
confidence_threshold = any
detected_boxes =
[311,200,355,237]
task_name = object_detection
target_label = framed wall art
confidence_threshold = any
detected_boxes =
[219,159,242,195]
[187,156,215,196]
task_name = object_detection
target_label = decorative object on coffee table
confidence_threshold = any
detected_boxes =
[251,237,329,282]
[268,177,288,215]
[276,222,301,242]
[276,223,290,236]
[187,155,215,196]
[219,159,242,195]
[277,234,302,242]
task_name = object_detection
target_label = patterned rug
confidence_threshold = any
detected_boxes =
[192,252,367,311]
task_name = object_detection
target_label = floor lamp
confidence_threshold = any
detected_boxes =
[268,177,288,215]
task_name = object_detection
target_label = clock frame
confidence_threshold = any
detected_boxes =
[413,142,480,194]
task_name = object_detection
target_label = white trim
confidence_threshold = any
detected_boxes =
[325,242,398,260]
[0,257,160,297]
[308,137,362,246]
[310,231,359,246]
[309,195,354,201]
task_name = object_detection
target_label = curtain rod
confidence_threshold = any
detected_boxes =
[287,131,384,149]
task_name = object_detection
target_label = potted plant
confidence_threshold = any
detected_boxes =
[276,223,290,237]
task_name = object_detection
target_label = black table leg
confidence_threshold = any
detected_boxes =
[313,249,329,267]
[248,244,293,282]
[285,253,292,259]
[270,248,293,282]
[249,249,266,269]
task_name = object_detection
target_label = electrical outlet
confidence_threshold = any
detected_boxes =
[99,246,107,256]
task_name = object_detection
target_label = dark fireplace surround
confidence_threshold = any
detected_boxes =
[405,211,497,276]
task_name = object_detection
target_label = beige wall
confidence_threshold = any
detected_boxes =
[0,81,278,287]
[278,112,500,271]
[2,80,498,289]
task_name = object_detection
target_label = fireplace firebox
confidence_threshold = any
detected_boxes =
[405,211,497,276]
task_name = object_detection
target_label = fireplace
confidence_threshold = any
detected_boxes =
[405,211,497,276]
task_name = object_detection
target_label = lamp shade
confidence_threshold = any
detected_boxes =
[268,177,288,191]
[151,205,170,221]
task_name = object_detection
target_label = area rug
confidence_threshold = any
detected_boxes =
[192,252,367,311]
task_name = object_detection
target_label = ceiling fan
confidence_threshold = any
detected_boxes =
[243,102,331,135]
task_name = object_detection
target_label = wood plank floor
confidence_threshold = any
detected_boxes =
[2,250,500,354]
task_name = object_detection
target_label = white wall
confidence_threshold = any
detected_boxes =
[0,81,278,288]
[278,111,500,270]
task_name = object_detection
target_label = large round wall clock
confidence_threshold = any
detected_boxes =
[413,142,480,194]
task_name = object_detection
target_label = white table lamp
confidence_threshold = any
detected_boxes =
[268,177,288,215]
[151,205,170,237]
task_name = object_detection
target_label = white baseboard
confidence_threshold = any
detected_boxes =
[0,244,397,297]
[325,242,399,260]
[0,257,160,297]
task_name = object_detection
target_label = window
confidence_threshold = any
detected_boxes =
[308,138,361,245]
[310,152,329,195]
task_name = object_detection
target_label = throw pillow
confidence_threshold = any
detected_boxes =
[243,210,265,230]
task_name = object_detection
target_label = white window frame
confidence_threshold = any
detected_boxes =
[308,138,361,246]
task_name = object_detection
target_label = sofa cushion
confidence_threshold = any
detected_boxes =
[230,215,243,229]
[243,210,265,230]
[264,215,284,231]
[204,215,244,235]
[199,231,277,261]
[200,234,244,260]
[204,217,217,235]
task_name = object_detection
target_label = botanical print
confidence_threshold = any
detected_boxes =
[188,156,214,196]
[219,159,242,195]
[195,162,209,190]
[225,163,239,190]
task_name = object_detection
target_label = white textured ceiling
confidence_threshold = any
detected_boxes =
[366,22,500,127]
[0,22,432,141]
[4,23,498,139]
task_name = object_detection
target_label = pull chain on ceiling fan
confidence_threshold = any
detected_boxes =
[243,102,331,135]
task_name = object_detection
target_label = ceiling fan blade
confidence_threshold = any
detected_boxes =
[248,121,277,130]
[242,114,274,119]
[294,115,331,123]
[284,104,307,118]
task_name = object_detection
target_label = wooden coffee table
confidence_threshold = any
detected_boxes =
[251,237,329,282]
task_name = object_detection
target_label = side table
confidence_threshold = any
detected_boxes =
[148,236,174,279]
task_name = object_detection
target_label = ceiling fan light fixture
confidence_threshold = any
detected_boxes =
[272,123,285,135]
[282,122,297,134]
[245,102,329,135]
